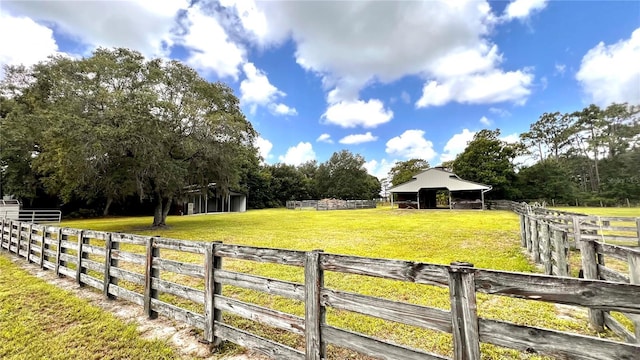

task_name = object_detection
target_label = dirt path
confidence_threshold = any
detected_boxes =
[8,256,267,360]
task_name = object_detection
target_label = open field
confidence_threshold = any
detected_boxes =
[58,207,627,359]
[552,207,639,217]
[0,255,178,360]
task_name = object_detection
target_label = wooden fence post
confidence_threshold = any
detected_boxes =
[0,218,4,251]
[8,221,15,254]
[103,233,119,299]
[519,214,526,248]
[55,228,64,275]
[448,262,480,360]
[576,219,605,331]
[627,252,640,343]
[305,249,325,360]
[16,222,22,258]
[76,230,87,286]
[26,224,33,263]
[552,229,569,277]
[204,241,223,347]
[540,224,552,275]
[636,218,640,247]
[531,218,540,263]
[144,236,160,319]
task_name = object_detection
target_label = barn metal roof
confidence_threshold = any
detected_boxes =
[389,168,491,193]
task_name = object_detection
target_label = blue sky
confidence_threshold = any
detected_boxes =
[1,0,639,181]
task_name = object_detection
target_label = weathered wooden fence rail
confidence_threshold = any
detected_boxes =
[286,199,377,211]
[2,217,640,359]
[510,201,640,344]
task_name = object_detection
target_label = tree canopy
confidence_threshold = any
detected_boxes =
[387,159,430,186]
[0,48,258,226]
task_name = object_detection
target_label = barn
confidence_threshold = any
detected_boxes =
[389,168,492,210]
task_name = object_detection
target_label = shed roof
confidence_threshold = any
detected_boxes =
[389,168,491,193]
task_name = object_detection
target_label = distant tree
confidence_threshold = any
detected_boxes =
[518,159,578,203]
[452,129,521,199]
[387,159,430,186]
[316,150,377,199]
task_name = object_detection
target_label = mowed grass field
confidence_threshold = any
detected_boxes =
[0,256,178,360]
[57,207,628,359]
[552,207,639,217]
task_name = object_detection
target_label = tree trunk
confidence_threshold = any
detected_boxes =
[152,196,173,227]
[103,197,113,217]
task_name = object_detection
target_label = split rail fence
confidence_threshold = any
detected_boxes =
[2,217,640,359]
[514,203,640,344]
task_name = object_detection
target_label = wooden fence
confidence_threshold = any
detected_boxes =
[286,199,377,211]
[516,205,640,344]
[2,217,640,359]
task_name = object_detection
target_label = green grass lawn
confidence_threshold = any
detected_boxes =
[552,206,639,217]
[0,255,178,360]
[58,207,620,359]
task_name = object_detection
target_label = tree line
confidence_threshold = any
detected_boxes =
[1,48,638,223]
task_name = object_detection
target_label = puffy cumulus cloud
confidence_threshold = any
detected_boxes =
[316,133,333,143]
[440,129,476,163]
[480,116,492,126]
[323,99,393,128]
[270,103,297,116]
[2,0,187,58]
[0,12,59,71]
[503,0,548,21]
[179,5,245,79]
[240,63,283,104]
[364,158,396,180]
[240,63,297,116]
[385,130,437,161]
[339,132,378,145]
[254,136,273,163]
[500,132,520,144]
[416,69,533,107]
[576,28,640,106]
[279,142,316,166]
[219,0,269,43]
[224,1,533,107]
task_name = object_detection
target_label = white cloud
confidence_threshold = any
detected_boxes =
[323,99,393,128]
[179,5,245,79]
[316,133,333,144]
[480,116,492,126]
[400,91,411,104]
[2,0,187,58]
[239,62,297,116]
[489,107,511,117]
[240,62,283,104]
[270,103,298,116]
[279,142,316,166]
[503,0,548,21]
[226,1,533,107]
[500,133,520,144]
[254,136,273,163]
[0,12,59,71]
[385,130,437,161]
[416,69,533,107]
[440,129,476,163]
[554,63,566,76]
[576,28,640,106]
[339,132,378,145]
[364,158,396,180]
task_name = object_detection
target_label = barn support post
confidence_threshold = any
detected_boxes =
[448,262,480,360]
[305,249,325,360]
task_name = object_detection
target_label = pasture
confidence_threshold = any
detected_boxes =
[57,207,626,359]
[0,256,178,360]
